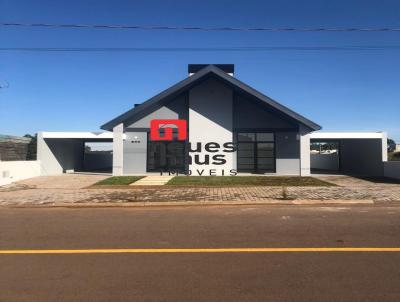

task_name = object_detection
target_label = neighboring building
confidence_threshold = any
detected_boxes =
[0,135,31,161]
[396,144,400,152]
[37,64,388,177]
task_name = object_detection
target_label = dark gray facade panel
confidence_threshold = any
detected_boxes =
[83,152,112,171]
[340,139,384,176]
[275,132,300,159]
[233,94,296,130]
[165,93,189,121]
[189,78,233,133]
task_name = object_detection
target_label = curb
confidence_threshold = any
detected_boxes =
[0,199,374,208]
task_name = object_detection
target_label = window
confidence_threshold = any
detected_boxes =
[237,133,255,142]
[237,132,275,173]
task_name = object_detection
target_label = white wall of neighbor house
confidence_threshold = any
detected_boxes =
[189,78,234,175]
[0,160,41,186]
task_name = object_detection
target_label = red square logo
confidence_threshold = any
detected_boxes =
[150,119,187,141]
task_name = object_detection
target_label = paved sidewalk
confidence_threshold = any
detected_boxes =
[1,174,108,190]
[315,175,400,187]
[0,174,400,206]
[131,175,174,186]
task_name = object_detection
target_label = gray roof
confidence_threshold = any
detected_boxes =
[101,65,321,131]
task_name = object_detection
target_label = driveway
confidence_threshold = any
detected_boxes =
[0,174,399,206]
[315,174,400,187]
[8,174,109,189]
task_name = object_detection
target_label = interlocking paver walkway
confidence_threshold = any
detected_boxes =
[0,174,399,206]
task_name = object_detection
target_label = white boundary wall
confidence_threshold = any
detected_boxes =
[384,161,400,180]
[0,160,41,186]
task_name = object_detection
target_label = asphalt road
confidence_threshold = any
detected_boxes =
[1,205,400,301]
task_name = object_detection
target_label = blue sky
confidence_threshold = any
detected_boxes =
[1,0,400,141]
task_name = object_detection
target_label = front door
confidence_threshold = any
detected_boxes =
[236,132,275,173]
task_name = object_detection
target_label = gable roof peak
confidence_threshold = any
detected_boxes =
[101,64,321,131]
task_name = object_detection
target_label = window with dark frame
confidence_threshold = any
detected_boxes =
[236,132,275,173]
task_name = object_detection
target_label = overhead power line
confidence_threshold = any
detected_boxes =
[2,23,400,32]
[0,46,399,52]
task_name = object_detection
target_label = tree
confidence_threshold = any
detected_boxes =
[388,138,396,153]
[23,134,37,160]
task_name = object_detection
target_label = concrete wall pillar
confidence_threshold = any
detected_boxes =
[37,132,59,176]
[382,132,388,162]
[113,123,124,176]
[299,125,311,176]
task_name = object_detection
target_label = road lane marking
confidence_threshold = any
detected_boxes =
[1,248,400,254]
